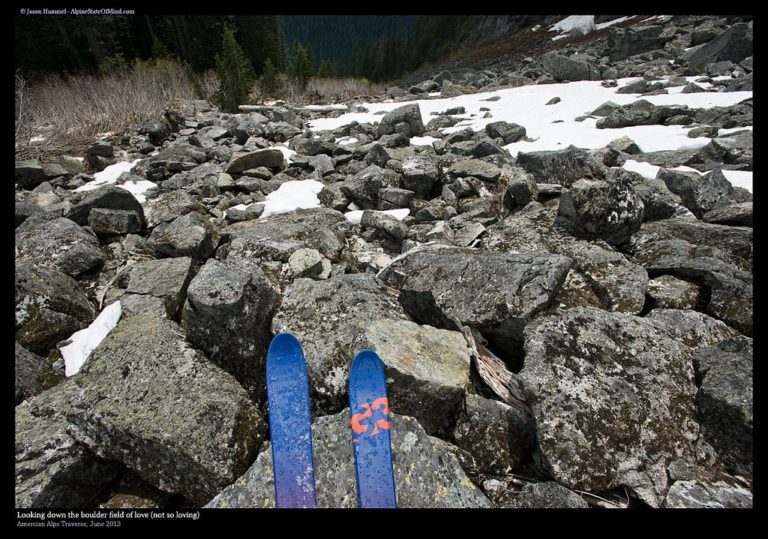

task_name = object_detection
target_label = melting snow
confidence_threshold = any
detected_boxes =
[260,180,324,219]
[345,208,410,225]
[60,301,122,377]
[75,159,141,192]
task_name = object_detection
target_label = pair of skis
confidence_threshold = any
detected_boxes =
[266,332,396,508]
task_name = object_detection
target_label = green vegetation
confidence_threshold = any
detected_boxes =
[214,27,256,113]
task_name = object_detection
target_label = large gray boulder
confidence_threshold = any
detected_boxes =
[608,25,672,61]
[205,410,492,508]
[520,307,699,507]
[485,121,526,144]
[183,258,279,397]
[379,246,572,358]
[15,217,105,277]
[541,52,601,82]
[452,393,535,475]
[271,274,410,413]
[356,319,471,436]
[221,208,348,262]
[15,382,122,508]
[66,185,146,228]
[481,203,649,314]
[377,104,426,139]
[501,481,589,509]
[401,155,439,197]
[664,480,752,508]
[515,146,589,187]
[148,211,215,260]
[64,314,266,505]
[645,308,741,349]
[224,148,285,174]
[141,190,205,228]
[558,176,644,246]
[687,22,753,74]
[692,336,752,478]
[445,159,502,183]
[123,256,194,319]
[627,219,752,335]
[15,342,58,405]
[658,168,743,218]
[15,264,96,355]
[16,159,49,189]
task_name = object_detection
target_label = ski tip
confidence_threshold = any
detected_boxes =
[268,332,303,358]
[350,349,385,378]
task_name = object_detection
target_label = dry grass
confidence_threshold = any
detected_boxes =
[252,75,386,106]
[15,62,207,160]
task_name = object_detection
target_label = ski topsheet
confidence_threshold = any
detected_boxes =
[348,349,397,508]
[266,332,317,508]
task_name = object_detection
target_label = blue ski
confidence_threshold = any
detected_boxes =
[266,333,317,508]
[348,349,397,508]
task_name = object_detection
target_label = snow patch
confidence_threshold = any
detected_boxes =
[118,179,157,204]
[595,16,634,30]
[274,144,297,162]
[550,15,596,35]
[345,208,410,225]
[259,180,324,219]
[61,301,122,377]
[410,136,440,146]
[75,159,141,193]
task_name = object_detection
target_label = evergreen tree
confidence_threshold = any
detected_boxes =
[215,27,256,113]
[260,57,279,95]
[317,59,334,78]
[289,41,313,89]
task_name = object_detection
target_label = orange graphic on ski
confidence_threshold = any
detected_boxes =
[351,397,391,441]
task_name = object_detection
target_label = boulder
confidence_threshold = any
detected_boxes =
[558,176,644,246]
[65,314,266,505]
[271,274,409,413]
[221,208,348,262]
[608,26,671,61]
[503,173,539,212]
[703,201,752,227]
[401,155,438,197]
[687,22,753,74]
[645,308,740,349]
[379,246,572,360]
[664,480,752,508]
[15,382,121,508]
[66,185,146,228]
[183,259,278,397]
[224,149,285,174]
[15,159,49,189]
[87,208,143,236]
[485,121,526,144]
[205,410,492,508]
[658,168,740,218]
[647,275,702,310]
[501,481,589,509]
[15,264,96,355]
[452,394,535,475]
[520,307,699,507]
[356,319,471,436]
[15,342,57,404]
[482,203,648,315]
[445,159,502,183]
[148,211,214,260]
[541,52,601,81]
[360,210,409,240]
[141,190,205,228]
[123,256,194,319]
[516,145,588,186]
[377,104,426,139]
[692,336,752,478]
[15,217,105,278]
